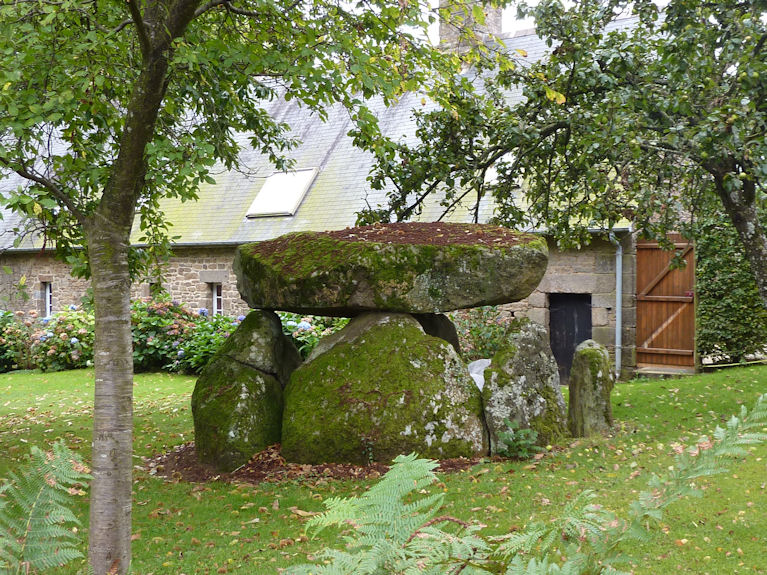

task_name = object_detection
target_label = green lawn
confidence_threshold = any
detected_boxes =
[1,366,766,574]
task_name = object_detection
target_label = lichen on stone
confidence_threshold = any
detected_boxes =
[281,313,488,464]
[191,310,302,471]
[568,340,614,437]
[482,319,567,453]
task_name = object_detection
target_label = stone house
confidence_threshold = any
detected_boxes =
[0,22,650,380]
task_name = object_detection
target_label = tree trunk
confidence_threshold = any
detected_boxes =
[86,218,135,575]
[716,179,767,310]
[79,6,209,573]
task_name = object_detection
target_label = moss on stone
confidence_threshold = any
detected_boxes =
[192,356,283,472]
[234,226,548,315]
[482,319,567,453]
[529,381,568,444]
[567,340,614,438]
[282,314,488,464]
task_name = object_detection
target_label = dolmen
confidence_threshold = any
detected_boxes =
[192,222,551,470]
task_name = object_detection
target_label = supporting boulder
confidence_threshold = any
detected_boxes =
[234,222,548,316]
[282,313,488,464]
[192,310,302,471]
[482,320,566,453]
[567,340,614,437]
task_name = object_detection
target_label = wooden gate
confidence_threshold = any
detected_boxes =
[636,234,696,371]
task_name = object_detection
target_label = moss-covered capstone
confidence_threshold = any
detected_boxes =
[234,222,548,315]
[282,313,489,464]
[192,310,302,471]
[568,340,614,437]
[482,320,567,453]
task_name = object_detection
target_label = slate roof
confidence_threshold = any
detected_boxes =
[0,17,637,251]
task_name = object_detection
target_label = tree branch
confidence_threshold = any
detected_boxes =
[0,157,86,224]
[126,0,151,56]
[194,0,227,17]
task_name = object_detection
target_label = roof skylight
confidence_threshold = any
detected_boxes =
[246,168,318,218]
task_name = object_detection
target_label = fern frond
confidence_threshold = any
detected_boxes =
[0,441,90,574]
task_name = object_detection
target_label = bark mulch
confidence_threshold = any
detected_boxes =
[145,443,485,485]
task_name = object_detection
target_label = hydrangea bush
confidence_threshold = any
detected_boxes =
[31,307,95,372]
[278,312,349,359]
[132,300,244,373]
[0,310,23,372]
[0,300,245,374]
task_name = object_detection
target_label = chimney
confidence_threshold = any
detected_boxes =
[439,0,503,48]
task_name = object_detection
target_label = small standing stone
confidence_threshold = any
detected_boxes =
[568,340,614,437]
[482,320,567,453]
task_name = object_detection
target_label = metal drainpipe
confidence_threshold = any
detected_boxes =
[609,232,623,380]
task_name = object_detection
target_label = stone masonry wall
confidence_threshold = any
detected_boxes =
[0,252,91,315]
[0,247,249,317]
[133,246,249,317]
[505,234,636,377]
[1,237,637,375]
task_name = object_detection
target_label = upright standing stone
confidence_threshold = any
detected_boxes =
[568,340,614,437]
[192,310,302,471]
[482,320,567,453]
[282,313,489,464]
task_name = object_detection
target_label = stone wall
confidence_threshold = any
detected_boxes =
[0,251,90,314]
[505,234,636,377]
[132,246,250,317]
[0,236,637,376]
[0,246,250,317]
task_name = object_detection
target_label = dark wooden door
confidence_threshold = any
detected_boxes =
[549,293,592,384]
[636,234,695,370]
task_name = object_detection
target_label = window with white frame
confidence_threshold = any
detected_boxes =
[41,282,53,318]
[211,283,223,316]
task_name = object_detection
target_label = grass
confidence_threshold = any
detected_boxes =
[1,366,766,574]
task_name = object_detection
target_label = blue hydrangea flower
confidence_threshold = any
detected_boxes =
[296,321,312,330]
[39,335,47,342]
[198,308,208,317]
[46,331,54,338]
[70,337,79,344]
[177,350,185,358]
[68,304,77,311]
[172,340,179,348]
[237,315,246,322]
[40,318,49,325]
[286,320,297,327]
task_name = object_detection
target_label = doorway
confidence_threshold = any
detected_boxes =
[549,293,592,385]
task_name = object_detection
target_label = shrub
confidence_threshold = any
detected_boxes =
[30,307,95,372]
[695,217,767,363]
[168,313,244,374]
[0,310,39,371]
[132,300,244,374]
[131,299,198,372]
[0,311,17,373]
[448,306,519,362]
[0,300,241,375]
[278,312,349,359]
